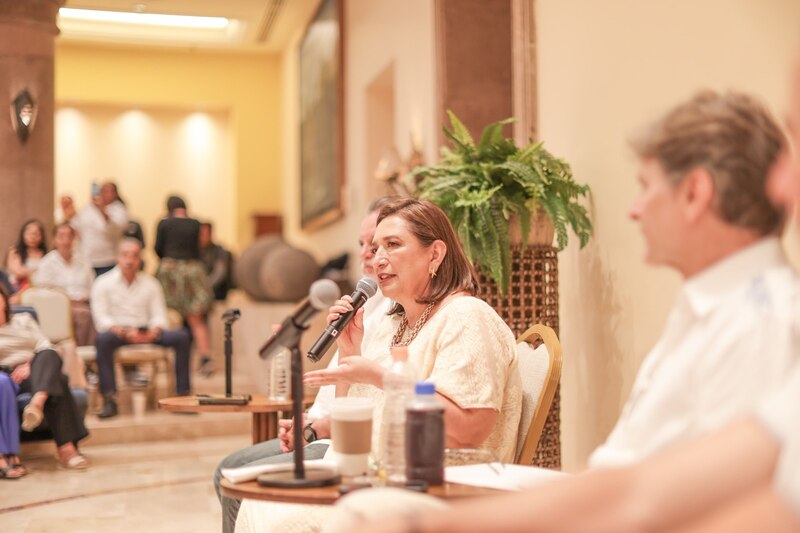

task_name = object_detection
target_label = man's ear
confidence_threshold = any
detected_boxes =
[681,167,716,223]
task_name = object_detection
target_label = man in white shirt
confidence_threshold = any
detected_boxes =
[91,238,190,419]
[63,181,128,277]
[213,198,395,533]
[588,90,799,468]
[33,223,96,346]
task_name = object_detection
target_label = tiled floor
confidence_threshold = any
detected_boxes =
[1,434,250,532]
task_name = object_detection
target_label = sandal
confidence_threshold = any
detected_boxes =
[21,404,44,432]
[59,454,89,470]
[5,455,28,477]
[0,465,24,480]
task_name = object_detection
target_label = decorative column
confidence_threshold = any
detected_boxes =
[0,0,63,251]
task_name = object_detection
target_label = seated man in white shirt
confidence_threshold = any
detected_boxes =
[33,223,96,346]
[91,238,190,419]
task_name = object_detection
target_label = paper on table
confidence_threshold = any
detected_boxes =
[444,463,569,492]
[221,459,339,484]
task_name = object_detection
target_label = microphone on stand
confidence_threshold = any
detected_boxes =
[306,277,378,362]
[259,279,341,360]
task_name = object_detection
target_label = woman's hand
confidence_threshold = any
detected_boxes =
[326,296,365,357]
[303,355,386,389]
[10,362,31,384]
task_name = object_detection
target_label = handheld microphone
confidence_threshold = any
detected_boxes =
[306,277,378,362]
[258,279,341,360]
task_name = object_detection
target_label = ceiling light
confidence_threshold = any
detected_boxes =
[58,7,229,29]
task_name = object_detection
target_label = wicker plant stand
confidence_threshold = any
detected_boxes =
[478,244,561,469]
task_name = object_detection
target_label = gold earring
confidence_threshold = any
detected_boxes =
[429,268,437,279]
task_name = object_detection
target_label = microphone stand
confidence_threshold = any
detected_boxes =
[257,326,340,488]
[224,317,234,397]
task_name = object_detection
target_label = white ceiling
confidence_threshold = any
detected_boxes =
[60,0,320,54]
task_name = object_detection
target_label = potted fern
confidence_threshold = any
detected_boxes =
[412,111,592,294]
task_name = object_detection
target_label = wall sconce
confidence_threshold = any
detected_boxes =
[10,89,38,144]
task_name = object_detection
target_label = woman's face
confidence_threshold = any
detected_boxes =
[371,215,436,305]
[23,223,42,249]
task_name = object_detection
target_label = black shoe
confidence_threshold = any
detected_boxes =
[198,357,216,378]
[97,399,118,419]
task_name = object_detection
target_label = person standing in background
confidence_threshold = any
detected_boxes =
[198,222,233,301]
[154,196,214,377]
[62,181,128,277]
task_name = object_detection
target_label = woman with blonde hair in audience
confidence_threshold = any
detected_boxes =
[6,219,47,297]
[234,197,522,532]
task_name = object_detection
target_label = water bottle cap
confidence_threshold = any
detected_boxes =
[415,382,435,395]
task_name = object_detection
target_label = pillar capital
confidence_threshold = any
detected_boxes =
[0,0,64,35]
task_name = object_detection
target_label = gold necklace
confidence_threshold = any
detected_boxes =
[391,302,436,347]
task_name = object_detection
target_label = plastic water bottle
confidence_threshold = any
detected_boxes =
[268,347,290,401]
[406,382,445,485]
[380,346,416,484]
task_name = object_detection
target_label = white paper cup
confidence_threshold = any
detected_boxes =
[330,397,374,476]
[132,390,147,421]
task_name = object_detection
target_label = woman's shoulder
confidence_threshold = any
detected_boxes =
[440,295,497,316]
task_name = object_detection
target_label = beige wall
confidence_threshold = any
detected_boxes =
[55,43,283,252]
[536,0,800,471]
[281,0,437,272]
[54,104,234,270]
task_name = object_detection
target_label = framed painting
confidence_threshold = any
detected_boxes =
[299,0,345,230]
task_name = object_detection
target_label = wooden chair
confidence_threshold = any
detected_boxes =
[20,287,87,388]
[514,324,563,466]
[19,286,73,343]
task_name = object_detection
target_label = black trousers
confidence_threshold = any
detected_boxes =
[19,349,89,447]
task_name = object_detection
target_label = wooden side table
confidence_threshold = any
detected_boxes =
[220,478,503,505]
[158,394,314,444]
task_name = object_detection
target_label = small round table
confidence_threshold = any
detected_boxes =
[158,394,314,444]
[220,478,503,505]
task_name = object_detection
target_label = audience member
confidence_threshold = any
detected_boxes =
[0,286,89,469]
[199,222,233,301]
[32,223,96,346]
[5,219,47,295]
[234,197,522,532]
[63,181,128,277]
[154,196,214,377]
[0,371,26,479]
[91,239,191,419]
[329,90,800,533]
[214,197,396,533]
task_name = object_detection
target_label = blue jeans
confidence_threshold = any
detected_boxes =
[214,438,330,533]
[95,329,191,396]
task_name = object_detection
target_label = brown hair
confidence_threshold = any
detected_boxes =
[0,284,10,326]
[377,197,479,315]
[52,222,75,238]
[631,90,787,236]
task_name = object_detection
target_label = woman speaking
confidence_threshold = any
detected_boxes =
[235,197,522,532]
